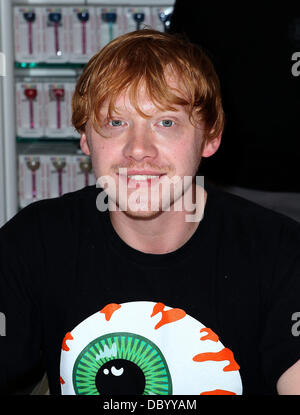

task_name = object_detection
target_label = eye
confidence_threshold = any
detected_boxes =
[72,332,172,395]
[158,119,174,127]
[60,301,243,395]
[109,119,124,127]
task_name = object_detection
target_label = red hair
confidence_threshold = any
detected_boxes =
[72,28,224,143]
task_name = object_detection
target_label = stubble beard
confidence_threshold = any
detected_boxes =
[108,174,196,219]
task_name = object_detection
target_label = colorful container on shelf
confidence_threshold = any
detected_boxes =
[14,5,173,64]
[16,80,80,140]
[18,152,96,208]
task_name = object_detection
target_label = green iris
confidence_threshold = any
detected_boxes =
[72,332,172,395]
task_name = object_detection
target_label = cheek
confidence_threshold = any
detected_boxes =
[88,145,107,179]
[190,137,203,167]
[90,141,112,168]
[171,140,202,174]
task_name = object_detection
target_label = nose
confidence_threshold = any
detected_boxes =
[122,124,158,162]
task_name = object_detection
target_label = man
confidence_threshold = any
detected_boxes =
[0,29,299,395]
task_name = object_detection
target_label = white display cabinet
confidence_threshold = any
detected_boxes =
[0,0,18,227]
[0,0,175,227]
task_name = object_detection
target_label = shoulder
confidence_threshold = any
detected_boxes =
[206,184,300,277]
[208,184,300,239]
[0,186,102,239]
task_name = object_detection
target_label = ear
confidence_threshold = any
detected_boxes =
[201,133,222,158]
[80,132,91,156]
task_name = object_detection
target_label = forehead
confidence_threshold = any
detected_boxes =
[100,75,189,117]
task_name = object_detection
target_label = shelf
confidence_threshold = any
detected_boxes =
[13,0,175,5]
[15,62,86,78]
[15,62,86,69]
[17,136,80,143]
[17,140,82,156]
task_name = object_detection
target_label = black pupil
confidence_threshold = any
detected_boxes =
[163,120,173,127]
[95,359,146,395]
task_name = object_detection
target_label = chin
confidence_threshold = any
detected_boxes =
[115,197,163,219]
[113,193,181,220]
[122,208,163,220]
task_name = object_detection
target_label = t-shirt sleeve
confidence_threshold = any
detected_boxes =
[260,220,300,393]
[0,203,44,394]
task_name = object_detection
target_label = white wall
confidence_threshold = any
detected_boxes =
[0,0,18,226]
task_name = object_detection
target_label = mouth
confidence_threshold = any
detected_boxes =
[116,172,166,187]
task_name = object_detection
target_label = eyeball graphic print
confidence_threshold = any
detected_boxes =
[60,301,243,395]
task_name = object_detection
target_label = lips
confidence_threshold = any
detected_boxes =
[116,171,166,187]
[118,170,165,177]
[116,170,166,180]
[127,175,161,181]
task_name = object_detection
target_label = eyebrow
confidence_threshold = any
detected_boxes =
[99,107,185,117]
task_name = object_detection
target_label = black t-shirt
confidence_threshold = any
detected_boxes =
[0,183,299,395]
[170,2,300,191]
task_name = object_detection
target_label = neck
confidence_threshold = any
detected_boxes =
[108,184,207,254]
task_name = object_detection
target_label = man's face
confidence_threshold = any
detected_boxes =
[80,80,219,218]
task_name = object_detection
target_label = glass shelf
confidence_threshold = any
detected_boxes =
[17,137,80,143]
[15,62,86,69]
[14,62,86,78]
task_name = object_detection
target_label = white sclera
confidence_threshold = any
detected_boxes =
[60,301,243,395]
